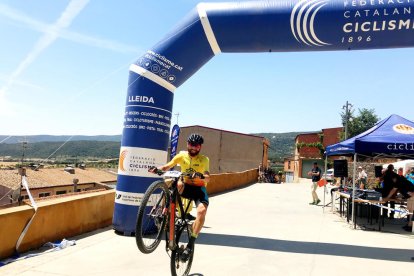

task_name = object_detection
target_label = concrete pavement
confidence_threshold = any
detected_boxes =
[1,179,414,275]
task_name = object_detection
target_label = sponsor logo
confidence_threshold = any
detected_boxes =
[329,146,352,152]
[290,0,331,46]
[393,124,414,134]
[386,143,414,151]
[341,0,414,44]
[119,150,128,172]
[117,147,167,177]
[114,190,161,206]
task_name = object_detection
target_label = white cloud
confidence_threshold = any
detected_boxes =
[0,73,44,91]
[0,0,90,96]
[0,1,141,135]
[0,3,141,54]
[0,92,17,118]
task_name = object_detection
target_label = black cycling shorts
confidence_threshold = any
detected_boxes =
[181,185,209,206]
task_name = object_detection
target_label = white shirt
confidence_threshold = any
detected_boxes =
[358,170,367,179]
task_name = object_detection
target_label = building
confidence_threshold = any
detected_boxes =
[174,125,269,174]
[285,127,343,181]
[0,167,116,207]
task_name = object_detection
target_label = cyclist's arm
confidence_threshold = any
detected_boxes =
[158,163,173,172]
[202,171,210,185]
[157,155,181,171]
[201,159,210,185]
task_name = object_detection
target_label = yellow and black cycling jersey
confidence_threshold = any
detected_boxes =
[165,151,209,186]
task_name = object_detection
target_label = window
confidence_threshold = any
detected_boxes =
[39,192,51,198]
[56,190,66,195]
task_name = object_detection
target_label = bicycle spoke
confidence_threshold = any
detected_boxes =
[170,223,194,276]
[135,181,169,254]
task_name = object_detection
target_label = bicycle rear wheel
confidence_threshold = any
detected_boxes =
[170,223,194,276]
[135,180,170,254]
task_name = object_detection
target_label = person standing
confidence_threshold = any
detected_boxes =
[308,162,321,205]
[357,166,368,189]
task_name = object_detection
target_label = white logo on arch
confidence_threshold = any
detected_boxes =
[290,0,331,46]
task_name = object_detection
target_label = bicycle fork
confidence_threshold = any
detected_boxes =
[168,201,176,250]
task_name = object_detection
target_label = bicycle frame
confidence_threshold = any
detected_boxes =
[136,169,198,275]
[166,176,192,251]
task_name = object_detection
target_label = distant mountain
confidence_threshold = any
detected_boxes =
[251,132,308,162]
[0,140,120,159]
[0,135,121,144]
[0,132,310,162]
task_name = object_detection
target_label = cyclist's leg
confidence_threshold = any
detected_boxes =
[177,185,207,261]
[188,187,209,245]
[176,180,194,219]
[180,185,208,230]
[192,201,207,236]
[179,201,207,262]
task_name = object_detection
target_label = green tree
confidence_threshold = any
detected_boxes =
[340,108,380,139]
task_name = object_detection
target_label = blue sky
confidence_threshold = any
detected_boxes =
[1,0,413,136]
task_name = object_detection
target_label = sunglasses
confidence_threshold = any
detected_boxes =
[188,143,201,147]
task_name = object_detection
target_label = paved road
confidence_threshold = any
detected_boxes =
[1,180,414,275]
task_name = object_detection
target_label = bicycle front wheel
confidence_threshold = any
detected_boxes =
[170,223,194,276]
[135,180,170,254]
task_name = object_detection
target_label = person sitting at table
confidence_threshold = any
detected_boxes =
[381,164,396,219]
[382,172,414,232]
[406,167,414,185]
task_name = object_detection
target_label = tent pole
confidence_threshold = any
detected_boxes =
[351,153,357,229]
[323,153,328,213]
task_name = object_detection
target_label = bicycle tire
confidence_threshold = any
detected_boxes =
[170,223,194,276]
[135,180,170,254]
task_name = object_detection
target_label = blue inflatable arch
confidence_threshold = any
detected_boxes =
[114,0,414,233]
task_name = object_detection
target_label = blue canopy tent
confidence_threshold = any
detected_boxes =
[324,114,414,223]
[326,114,414,158]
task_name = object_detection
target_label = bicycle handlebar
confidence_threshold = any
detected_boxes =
[148,166,164,176]
[148,166,205,179]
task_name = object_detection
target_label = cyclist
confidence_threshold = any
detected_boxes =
[151,133,210,261]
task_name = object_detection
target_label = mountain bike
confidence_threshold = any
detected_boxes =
[135,168,201,276]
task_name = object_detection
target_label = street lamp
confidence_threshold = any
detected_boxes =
[342,101,353,139]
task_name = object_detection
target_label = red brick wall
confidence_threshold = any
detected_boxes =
[297,133,321,158]
[322,127,343,147]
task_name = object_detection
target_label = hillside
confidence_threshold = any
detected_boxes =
[252,132,303,162]
[0,135,121,144]
[0,141,120,160]
[0,132,310,162]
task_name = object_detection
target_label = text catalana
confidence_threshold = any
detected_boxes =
[343,0,414,33]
